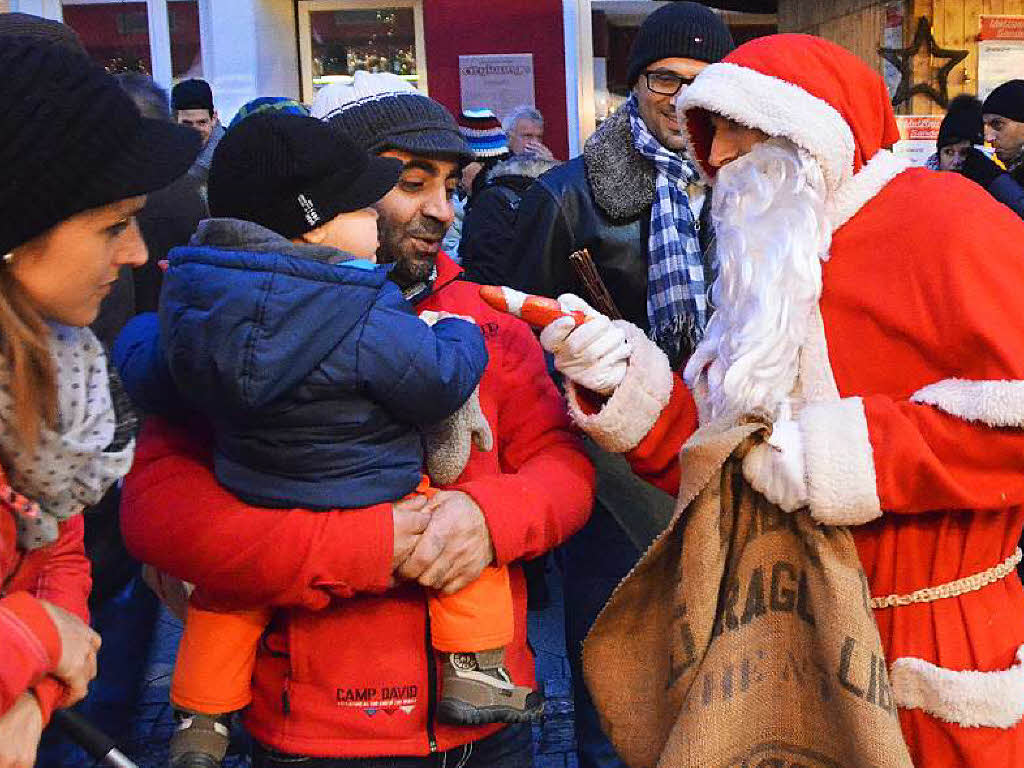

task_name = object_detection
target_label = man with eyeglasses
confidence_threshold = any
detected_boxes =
[510,4,733,768]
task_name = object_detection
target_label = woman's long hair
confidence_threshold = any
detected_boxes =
[0,266,57,450]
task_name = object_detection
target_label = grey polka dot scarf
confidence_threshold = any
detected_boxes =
[0,324,136,550]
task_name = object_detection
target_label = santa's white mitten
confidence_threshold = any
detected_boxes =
[539,294,630,395]
[741,420,808,512]
[423,385,493,485]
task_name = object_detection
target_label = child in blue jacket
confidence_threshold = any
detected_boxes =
[157,114,534,768]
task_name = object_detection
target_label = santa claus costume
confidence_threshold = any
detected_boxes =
[557,34,1024,768]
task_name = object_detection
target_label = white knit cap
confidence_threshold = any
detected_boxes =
[310,71,417,120]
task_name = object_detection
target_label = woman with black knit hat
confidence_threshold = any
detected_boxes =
[929,93,985,171]
[0,35,199,767]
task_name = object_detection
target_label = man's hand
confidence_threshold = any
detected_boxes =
[0,694,43,768]
[392,495,432,575]
[39,601,100,707]
[396,491,494,594]
[522,139,556,162]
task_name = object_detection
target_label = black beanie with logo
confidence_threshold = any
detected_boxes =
[626,2,735,87]
[208,113,401,239]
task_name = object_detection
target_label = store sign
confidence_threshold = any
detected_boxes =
[978,15,1024,101]
[458,54,535,122]
[893,115,942,167]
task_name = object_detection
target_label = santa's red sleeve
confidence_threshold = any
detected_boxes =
[797,199,1024,526]
[120,417,394,612]
[562,321,694,496]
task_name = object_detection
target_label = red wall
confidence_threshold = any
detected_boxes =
[422,0,569,160]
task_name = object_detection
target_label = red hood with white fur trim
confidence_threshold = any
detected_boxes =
[679,34,905,228]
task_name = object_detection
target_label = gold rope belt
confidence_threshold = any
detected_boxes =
[870,548,1023,610]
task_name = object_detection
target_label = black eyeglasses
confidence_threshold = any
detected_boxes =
[643,70,694,96]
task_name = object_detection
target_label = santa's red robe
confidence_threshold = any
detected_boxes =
[568,35,1024,768]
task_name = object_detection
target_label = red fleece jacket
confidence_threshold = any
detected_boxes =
[121,254,594,757]
[0,510,90,723]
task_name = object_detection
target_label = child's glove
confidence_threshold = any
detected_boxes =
[423,385,493,485]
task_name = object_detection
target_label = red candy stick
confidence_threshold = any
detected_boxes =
[479,285,588,329]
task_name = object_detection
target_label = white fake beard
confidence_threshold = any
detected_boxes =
[684,139,831,421]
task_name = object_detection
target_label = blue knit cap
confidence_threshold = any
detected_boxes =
[229,96,310,130]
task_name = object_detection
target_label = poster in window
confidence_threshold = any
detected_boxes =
[458,54,535,122]
[978,16,1024,101]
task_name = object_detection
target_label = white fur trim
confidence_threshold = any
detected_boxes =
[679,62,856,194]
[827,150,910,232]
[911,379,1024,428]
[798,397,882,525]
[564,322,673,453]
[891,645,1024,728]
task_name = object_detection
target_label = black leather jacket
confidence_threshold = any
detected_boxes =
[512,103,713,367]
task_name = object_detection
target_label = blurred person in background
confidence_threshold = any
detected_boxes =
[460,152,557,286]
[503,106,555,161]
[172,78,224,196]
[444,109,510,259]
[929,94,984,171]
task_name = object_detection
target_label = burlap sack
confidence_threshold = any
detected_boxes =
[582,420,913,768]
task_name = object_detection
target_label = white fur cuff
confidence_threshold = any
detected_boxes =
[911,378,1024,428]
[564,322,673,453]
[798,397,882,526]
[891,645,1024,728]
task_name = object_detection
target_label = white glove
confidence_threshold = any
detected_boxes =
[741,419,809,512]
[538,294,630,395]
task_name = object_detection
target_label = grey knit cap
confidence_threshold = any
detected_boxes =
[323,91,474,166]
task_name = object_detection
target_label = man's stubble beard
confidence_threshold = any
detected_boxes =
[684,139,832,421]
[376,214,445,289]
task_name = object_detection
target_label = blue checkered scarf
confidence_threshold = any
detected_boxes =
[628,95,707,367]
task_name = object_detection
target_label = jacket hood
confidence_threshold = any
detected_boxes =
[190,218,346,263]
[162,223,390,411]
[487,154,558,183]
[679,34,907,229]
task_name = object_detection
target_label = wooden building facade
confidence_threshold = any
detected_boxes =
[779,0,1024,114]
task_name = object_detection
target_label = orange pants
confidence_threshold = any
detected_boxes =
[171,484,515,713]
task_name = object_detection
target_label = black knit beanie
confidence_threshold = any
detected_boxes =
[0,12,85,52]
[172,78,214,113]
[0,37,200,256]
[938,94,984,149]
[626,2,735,87]
[324,92,475,166]
[208,113,402,239]
[983,80,1024,124]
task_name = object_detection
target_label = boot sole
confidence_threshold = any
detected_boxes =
[436,697,545,725]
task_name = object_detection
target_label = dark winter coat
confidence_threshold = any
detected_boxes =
[989,157,1024,219]
[157,219,487,509]
[512,103,714,339]
[460,154,557,287]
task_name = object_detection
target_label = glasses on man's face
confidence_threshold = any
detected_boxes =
[643,70,694,96]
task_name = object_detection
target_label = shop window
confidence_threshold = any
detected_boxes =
[63,1,153,74]
[168,0,202,80]
[298,0,428,102]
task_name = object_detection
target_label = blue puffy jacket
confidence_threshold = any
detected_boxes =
[156,219,487,509]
